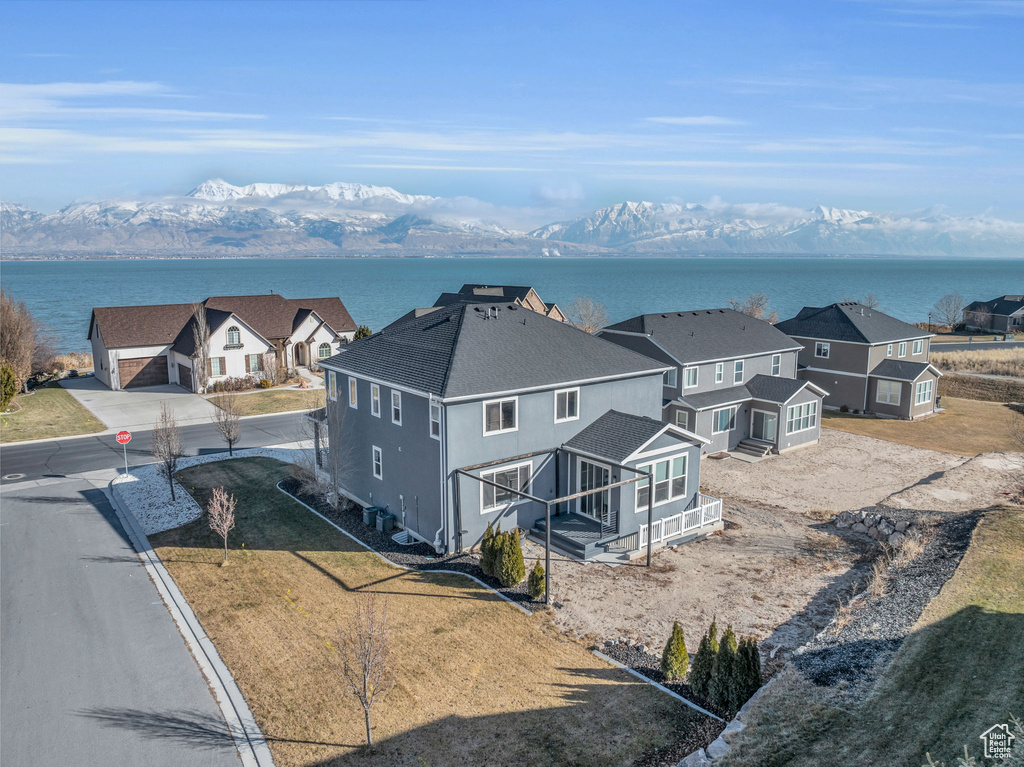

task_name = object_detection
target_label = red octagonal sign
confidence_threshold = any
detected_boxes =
[116,430,132,445]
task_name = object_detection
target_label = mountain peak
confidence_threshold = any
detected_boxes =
[185,178,435,206]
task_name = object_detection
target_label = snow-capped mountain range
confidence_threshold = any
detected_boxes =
[2,179,1022,258]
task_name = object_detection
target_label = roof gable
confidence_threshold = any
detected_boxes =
[562,410,703,464]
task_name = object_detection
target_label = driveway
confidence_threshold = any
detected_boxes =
[61,377,220,431]
[0,477,239,767]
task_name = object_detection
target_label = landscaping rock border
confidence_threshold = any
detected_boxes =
[831,508,921,546]
[278,477,536,608]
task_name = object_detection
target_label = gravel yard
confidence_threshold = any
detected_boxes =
[533,429,1017,659]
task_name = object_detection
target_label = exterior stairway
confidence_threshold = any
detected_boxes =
[735,439,774,458]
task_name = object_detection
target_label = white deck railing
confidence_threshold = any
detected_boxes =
[639,493,723,547]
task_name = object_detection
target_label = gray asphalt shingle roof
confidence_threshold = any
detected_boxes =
[676,375,820,410]
[776,302,929,345]
[322,302,668,398]
[967,295,1024,316]
[870,359,937,382]
[562,410,677,463]
[601,308,800,365]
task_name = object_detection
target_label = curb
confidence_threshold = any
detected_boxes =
[106,481,276,767]
[591,651,724,722]
[276,482,533,616]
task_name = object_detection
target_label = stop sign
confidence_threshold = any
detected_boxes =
[116,430,132,445]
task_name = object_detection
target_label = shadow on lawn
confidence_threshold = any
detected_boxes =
[79,664,707,766]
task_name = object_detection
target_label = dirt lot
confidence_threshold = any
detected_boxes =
[531,430,1019,657]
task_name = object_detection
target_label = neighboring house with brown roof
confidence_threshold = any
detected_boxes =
[88,294,356,391]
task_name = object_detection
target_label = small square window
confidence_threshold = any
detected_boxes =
[483,398,517,434]
[912,339,924,355]
[815,342,830,359]
[675,410,688,430]
[555,388,579,422]
[663,369,677,387]
[684,367,698,388]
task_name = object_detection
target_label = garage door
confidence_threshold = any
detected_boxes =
[118,356,169,388]
[178,364,194,392]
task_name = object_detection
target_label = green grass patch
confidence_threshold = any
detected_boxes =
[155,457,701,766]
[0,383,105,443]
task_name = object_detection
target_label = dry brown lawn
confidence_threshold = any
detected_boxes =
[931,347,1024,377]
[0,383,105,443]
[210,389,325,416]
[823,397,1023,456]
[154,458,699,767]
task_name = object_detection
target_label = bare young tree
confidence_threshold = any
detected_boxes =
[729,292,778,323]
[567,296,609,334]
[933,291,967,329]
[213,396,242,456]
[861,293,882,310]
[972,307,993,333]
[292,389,334,499]
[262,351,284,386]
[191,302,210,393]
[337,593,395,748]
[152,402,184,501]
[0,288,38,391]
[207,486,237,565]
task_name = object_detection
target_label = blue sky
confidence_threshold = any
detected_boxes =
[2,0,1022,220]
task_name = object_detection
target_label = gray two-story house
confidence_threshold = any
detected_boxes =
[776,302,941,420]
[597,309,827,457]
[319,301,722,561]
[964,295,1024,333]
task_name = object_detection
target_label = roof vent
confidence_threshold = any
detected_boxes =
[661,314,668,318]
[489,306,498,319]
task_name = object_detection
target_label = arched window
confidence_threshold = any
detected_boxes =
[226,326,240,345]
[318,342,331,359]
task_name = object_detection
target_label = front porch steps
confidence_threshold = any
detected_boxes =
[735,439,774,459]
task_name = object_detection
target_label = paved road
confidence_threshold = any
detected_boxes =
[1,411,306,484]
[932,341,1024,351]
[0,479,240,767]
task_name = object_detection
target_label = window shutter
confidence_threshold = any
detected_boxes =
[244,354,251,373]
[207,359,212,377]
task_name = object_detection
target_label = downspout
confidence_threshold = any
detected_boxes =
[433,399,447,554]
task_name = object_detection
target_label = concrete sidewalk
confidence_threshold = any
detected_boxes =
[61,377,220,431]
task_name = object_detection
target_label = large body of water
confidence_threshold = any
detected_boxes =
[1,257,1018,353]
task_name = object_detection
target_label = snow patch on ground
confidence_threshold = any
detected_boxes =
[111,445,306,534]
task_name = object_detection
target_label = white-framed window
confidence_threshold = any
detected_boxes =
[663,368,678,387]
[370,384,381,417]
[876,379,902,405]
[481,462,531,512]
[372,446,382,479]
[684,367,698,388]
[210,357,224,377]
[483,397,517,435]
[912,339,924,355]
[247,353,260,373]
[786,401,818,433]
[771,354,781,376]
[815,342,830,358]
[430,402,441,439]
[712,406,737,434]
[887,343,894,357]
[715,363,724,384]
[348,377,358,408]
[675,409,688,429]
[328,371,337,401]
[898,342,907,358]
[318,342,331,359]
[734,360,744,384]
[391,390,402,425]
[226,326,240,345]
[554,388,579,423]
[914,379,934,405]
[636,454,688,511]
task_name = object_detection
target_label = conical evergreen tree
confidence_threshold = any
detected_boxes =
[498,528,526,587]
[729,638,753,712]
[709,625,738,711]
[480,522,496,576]
[708,615,719,653]
[742,638,763,700]
[660,621,689,681]
[689,631,715,700]
[528,559,546,600]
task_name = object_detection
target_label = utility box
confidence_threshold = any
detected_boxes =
[375,510,395,533]
[364,506,383,526]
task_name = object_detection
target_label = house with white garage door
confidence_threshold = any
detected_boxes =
[88,293,357,391]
